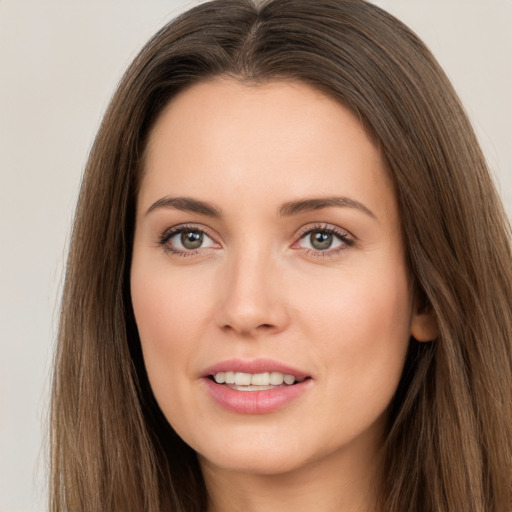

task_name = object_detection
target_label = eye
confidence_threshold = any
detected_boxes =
[160,225,219,255]
[294,225,354,255]
[175,230,207,250]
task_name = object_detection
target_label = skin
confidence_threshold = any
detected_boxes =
[131,79,437,512]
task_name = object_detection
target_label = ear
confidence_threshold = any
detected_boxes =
[410,295,438,342]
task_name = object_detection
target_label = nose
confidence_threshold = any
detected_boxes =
[214,246,290,337]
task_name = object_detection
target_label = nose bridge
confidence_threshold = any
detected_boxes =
[215,238,287,335]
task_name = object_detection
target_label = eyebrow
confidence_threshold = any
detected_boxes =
[145,195,376,220]
[145,196,222,217]
[278,196,376,219]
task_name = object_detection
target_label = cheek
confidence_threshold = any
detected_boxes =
[293,259,412,397]
[130,262,213,391]
[298,260,411,329]
[132,258,213,335]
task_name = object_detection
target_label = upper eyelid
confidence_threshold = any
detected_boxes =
[160,222,351,235]
[295,223,354,240]
[161,223,218,239]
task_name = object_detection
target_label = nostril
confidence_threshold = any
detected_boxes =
[221,322,277,335]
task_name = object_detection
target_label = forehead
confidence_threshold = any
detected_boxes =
[139,78,396,222]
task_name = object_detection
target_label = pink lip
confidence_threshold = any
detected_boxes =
[201,358,313,414]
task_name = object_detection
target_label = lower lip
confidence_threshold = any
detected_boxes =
[202,378,312,414]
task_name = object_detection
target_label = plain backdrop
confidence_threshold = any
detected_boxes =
[1,1,510,510]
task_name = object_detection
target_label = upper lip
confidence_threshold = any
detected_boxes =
[202,358,310,379]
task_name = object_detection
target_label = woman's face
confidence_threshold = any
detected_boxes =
[131,79,426,477]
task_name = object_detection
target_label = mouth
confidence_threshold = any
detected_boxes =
[209,371,309,391]
[202,359,313,413]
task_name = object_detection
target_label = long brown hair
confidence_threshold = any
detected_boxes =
[50,1,512,510]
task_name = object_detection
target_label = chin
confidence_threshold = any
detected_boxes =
[189,427,328,477]
[199,448,310,476]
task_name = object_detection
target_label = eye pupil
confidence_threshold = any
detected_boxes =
[311,231,333,250]
[181,231,203,249]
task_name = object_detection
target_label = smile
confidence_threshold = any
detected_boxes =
[202,360,313,414]
[212,371,305,389]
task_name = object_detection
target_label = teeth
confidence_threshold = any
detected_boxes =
[214,372,226,384]
[235,372,252,385]
[213,371,299,386]
[269,372,284,385]
[251,372,270,385]
[283,374,295,385]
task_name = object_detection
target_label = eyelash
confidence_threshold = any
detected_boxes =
[158,224,218,257]
[294,223,355,259]
[158,223,355,258]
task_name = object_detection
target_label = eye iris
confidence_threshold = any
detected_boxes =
[310,231,333,250]
[181,231,203,249]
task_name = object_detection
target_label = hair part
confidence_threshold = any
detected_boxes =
[51,1,512,510]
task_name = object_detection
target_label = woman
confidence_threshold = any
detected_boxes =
[50,0,512,511]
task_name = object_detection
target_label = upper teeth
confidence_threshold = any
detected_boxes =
[213,371,299,386]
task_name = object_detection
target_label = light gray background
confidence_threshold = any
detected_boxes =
[1,1,510,510]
